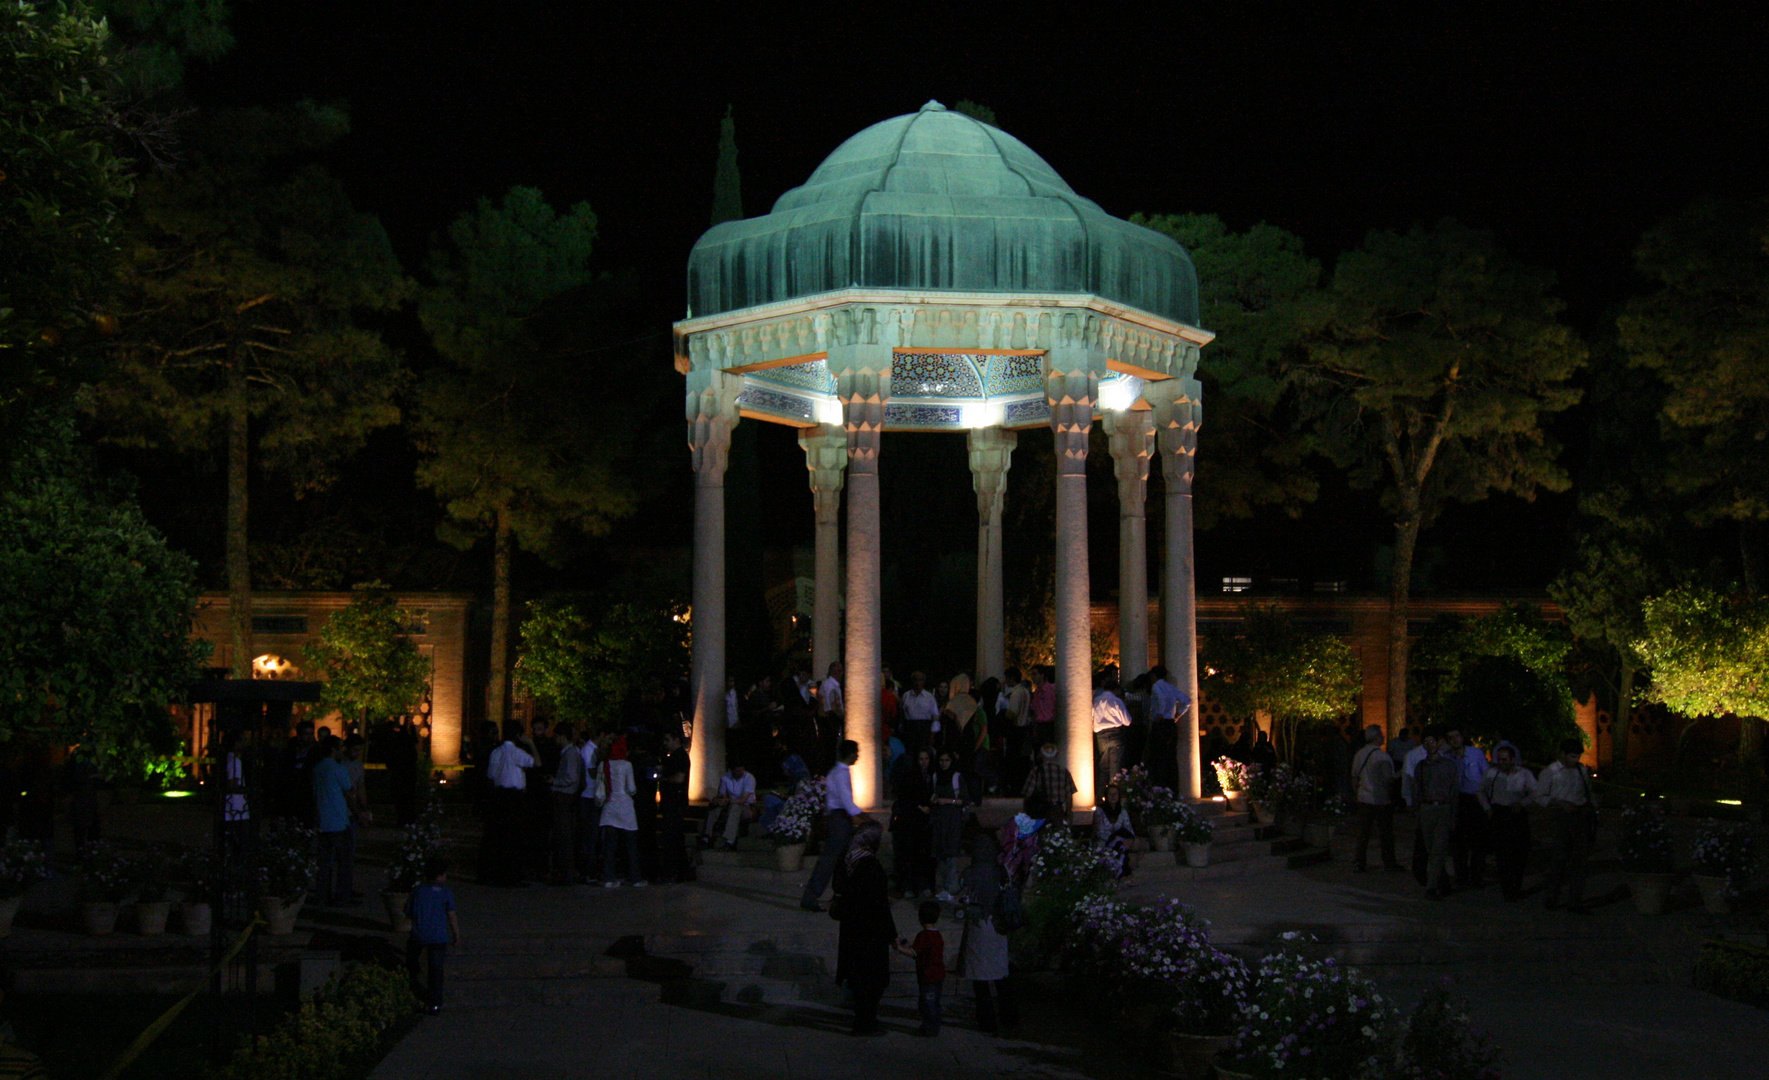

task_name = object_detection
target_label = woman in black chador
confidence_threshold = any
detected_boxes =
[832,818,896,1036]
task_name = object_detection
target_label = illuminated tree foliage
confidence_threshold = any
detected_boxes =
[0,411,207,764]
[1201,604,1360,762]
[1637,585,1769,779]
[304,585,432,730]
[415,187,638,730]
[1293,220,1585,735]
[1413,603,1580,763]
[516,594,689,729]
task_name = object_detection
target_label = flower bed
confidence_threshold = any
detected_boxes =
[767,776,824,847]
[1692,820,1760,894]
[1228,945,1392,1079]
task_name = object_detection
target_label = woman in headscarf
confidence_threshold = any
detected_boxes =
[958,830,1019,1034]
[941,674,982,779]
[890,746,935,898]
[1094,783,1136,880]
[597,736,645,887]
[929,749,969,901]
[832,818,895,1036]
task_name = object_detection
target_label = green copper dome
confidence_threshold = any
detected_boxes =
[687,102,1200,325]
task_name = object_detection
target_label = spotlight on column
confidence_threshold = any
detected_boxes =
[960,401,1004,429]
[815,397,844,426]
[1099,378,1138,412]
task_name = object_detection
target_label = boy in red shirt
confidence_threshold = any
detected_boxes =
[896,900,945,1036]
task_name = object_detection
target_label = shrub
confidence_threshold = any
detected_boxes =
[1229,946,1392,1080]
[1691,821,1760,893]
[215,963,419,1080]
[1616,803,1674,873]
[1390,986,1503,1080]
[1692,939,1769,1009]
[78,841,137,902]
[0,840,50,899]
[1065,896,1247,1036]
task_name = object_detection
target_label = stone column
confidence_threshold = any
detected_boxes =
[1047,348,1099,809]
[799,424,848,679]
[687,372,741,802]
[828,347,891,808]
[1150,377,1204,799]
[968,426,1017,685]
[1104,408,1154,684]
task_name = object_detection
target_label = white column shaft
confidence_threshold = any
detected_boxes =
[1048,365,1098,809]
[1153,378,1204,800]
[687,376,739,803]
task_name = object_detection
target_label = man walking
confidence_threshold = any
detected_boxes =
[1534,737,1597,912]
[1478,744,1537,901]
[1350,724,1401,872]
[1412,727,1459,901]
[801,740,864,911]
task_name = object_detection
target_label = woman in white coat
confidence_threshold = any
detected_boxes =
[597,737,645,887]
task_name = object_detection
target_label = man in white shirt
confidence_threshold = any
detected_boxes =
[482,724,536,886]
[819,661,846,765]
[999,666,1032,789]
[1478,744,1537,901]
[1350,724,1401,872]
[700,762,757,849]
[801,740,864,911]
[1091,673,1132,795]
[900,672,941,751]
[1146,665,1188,792]
[1533,737,1597,912]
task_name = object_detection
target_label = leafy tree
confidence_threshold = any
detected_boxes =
[1293,220,1585,735]
[1618,196,1769,588]
[516,593,689,729]
[0,2,133,438]
[88,105,412,676]
[1636,585,1769,783]
[1200,604,1360,762]
[1412,603,1580,763]
[0,410,208,767]
[415,187,638,730]
[303,585,432,731]
[1133,213,1327,526]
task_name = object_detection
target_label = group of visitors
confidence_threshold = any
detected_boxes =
[1351,724,1599,910]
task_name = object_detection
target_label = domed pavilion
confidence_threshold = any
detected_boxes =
[675,102,1213,808]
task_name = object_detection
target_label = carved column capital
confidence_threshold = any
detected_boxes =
[827,348,892,477]
[1046,373,1097,476]
[967,426,1017,525]
[1147,376,1202,488]
[1103,408,1155,510]
[799,423,849,524]
[686,371,741,479]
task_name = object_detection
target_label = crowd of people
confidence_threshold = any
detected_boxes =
[1351,724,1600,910]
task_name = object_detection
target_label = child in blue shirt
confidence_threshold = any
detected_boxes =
[404,857,460,1014]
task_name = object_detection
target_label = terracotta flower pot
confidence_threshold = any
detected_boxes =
[1693,874,1733,914]
[1180,841,1212,868]
[82,901,121,936]
[382,891,414,933]
[0,894,22,937]
[179,901,212,936]
[774,842,806,872]
[259,894,305,936]
[1222,790,1248,813]
[1623,871,1676,915]
[135,899,172,935]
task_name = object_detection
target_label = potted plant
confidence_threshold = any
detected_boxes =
[175,847,215,936]
[250,821,317,934]
[132,846,174,935]
[1212,758,1251,812]
[1167,802,1216,867]
[767,778,822,872]
[1227,945,1393,1080]
[78,842,137,935]
[0,840,51,936]
[1617,803,1676,914]
[1691,820,1760,914]
[1140,785,1184,851]
[1303,794,1352,850]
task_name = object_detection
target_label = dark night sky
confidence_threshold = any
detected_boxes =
[153,4,1769,668]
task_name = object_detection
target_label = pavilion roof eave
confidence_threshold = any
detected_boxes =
[673,286,1214,348]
